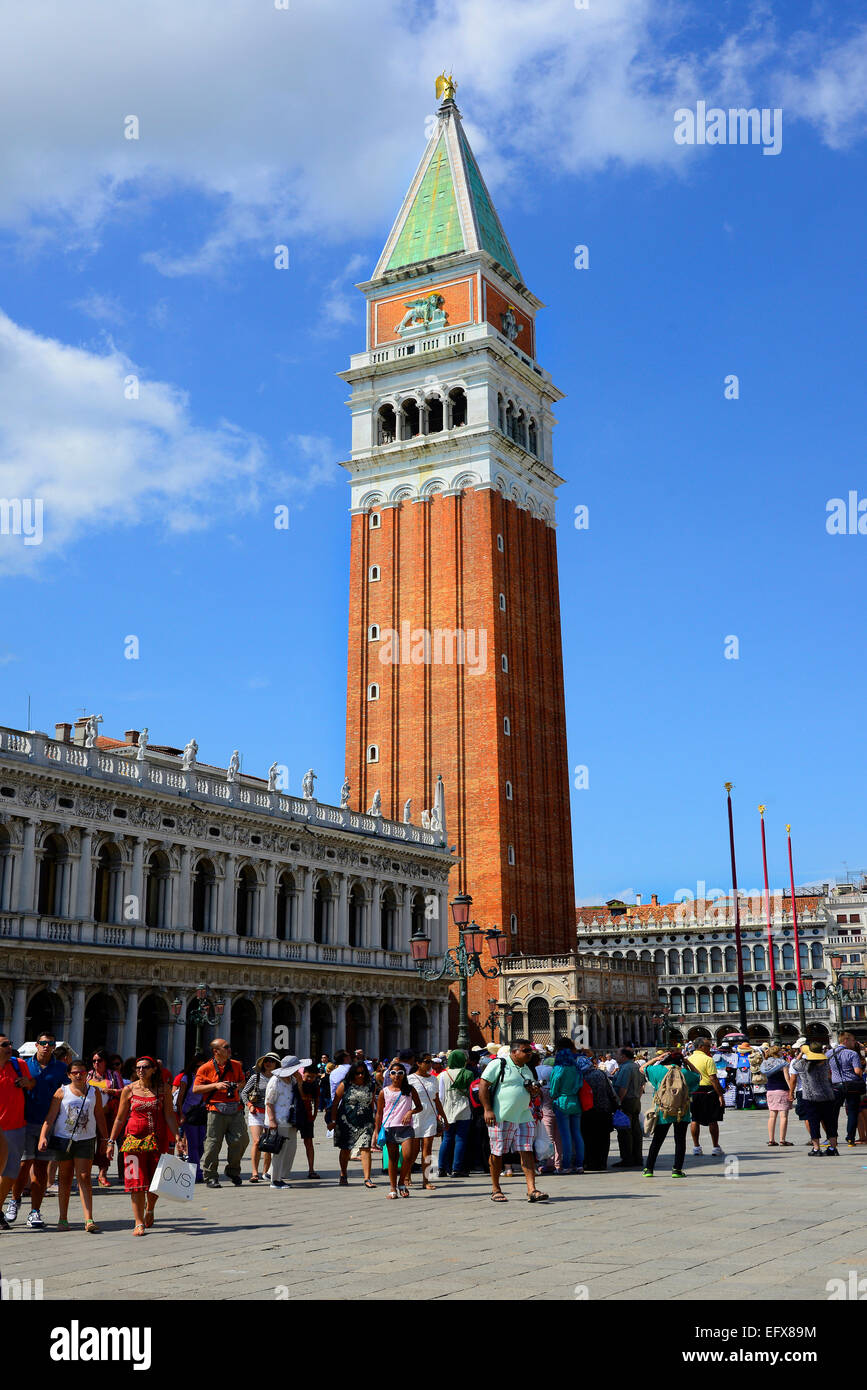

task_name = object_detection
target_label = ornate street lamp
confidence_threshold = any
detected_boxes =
[184,983,225,1055]
[410,894,509,1051]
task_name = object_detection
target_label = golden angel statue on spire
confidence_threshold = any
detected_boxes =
[435,71,457,102]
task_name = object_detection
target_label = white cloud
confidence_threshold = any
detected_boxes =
[72,292,127,325]
[0,309,267,574]
[0,1,863,275]
[275,434,342,500]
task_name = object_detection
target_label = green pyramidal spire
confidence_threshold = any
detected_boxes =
[375,94,523,284]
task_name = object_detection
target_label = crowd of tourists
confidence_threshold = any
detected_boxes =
[0,1026,864,1231]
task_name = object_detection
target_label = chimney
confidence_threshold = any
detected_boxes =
[55,723,72,744]
[125,730,140,746]
[651,893,658,907]
[635,893,642,906]
[72,717,89,747]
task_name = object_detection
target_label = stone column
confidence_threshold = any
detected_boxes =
[261,994,274,1055]
[69,986,86,1056]
[76,828,93,919]
[263,863,276,938]
[170,995,188,1074]
[175,846,192,929]
[399,885,411,952]
[121,989,139,1061]
[301,868,314,941]
[336,874,349,946]
[130,837,145,925]
[297,996,311,1057]
[222,855,236,935]
[11,983,27,1042]
[396,999,411,1045]
[18,819,37,913]
[221,992,233,1047]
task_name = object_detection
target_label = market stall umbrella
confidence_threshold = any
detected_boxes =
[721,1031,749,1044]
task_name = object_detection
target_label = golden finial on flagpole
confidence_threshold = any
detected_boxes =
[758,804,765,815]
[785,823,791,834]
[724,781,733,792]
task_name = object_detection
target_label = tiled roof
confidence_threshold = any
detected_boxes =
[576,896,822,928]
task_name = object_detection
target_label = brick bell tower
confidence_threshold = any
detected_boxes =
[341,77,575,1038]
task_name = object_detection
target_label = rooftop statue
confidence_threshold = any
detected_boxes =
[435,72,457,102]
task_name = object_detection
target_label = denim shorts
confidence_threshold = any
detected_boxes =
[384,1125,414,1144]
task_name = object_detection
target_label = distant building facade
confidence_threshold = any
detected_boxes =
[496,952,658,1049]
[575,893,835,1043]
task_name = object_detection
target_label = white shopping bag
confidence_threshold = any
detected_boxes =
[148,1152,197,1202]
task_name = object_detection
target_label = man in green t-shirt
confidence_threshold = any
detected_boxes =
[479,1041,548,1204]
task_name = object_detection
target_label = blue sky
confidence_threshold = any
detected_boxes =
[0,0,865,904]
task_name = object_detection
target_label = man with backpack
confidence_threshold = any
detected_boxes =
[642,1050,701,1177]
[479,1041,548,1203]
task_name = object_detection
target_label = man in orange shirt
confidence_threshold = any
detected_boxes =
[192,1038,248,1188]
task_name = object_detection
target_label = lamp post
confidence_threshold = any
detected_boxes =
[183,984,225,1055]
[821,956,867,1039]
[410,893,510,1051]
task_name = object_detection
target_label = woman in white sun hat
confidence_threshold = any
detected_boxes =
[263,1055,311,1187]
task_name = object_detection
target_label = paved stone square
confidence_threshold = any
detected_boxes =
[2,1109,864,1301]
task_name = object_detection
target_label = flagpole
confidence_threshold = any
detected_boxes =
[786,824,808,1034]
[759,805,780,1042]
[725,783,749,1034]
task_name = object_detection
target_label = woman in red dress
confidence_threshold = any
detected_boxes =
[105,1055,186,1235]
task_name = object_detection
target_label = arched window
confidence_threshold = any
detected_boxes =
[275,870,295,941]
[367,683,379,701]
[741,945,751,971]
[654,949,666,970]
[743,986,754,1010]
[497,533,504,552]
[377,404,396,445]
[712,987,725,1012]
[682,949,694,974]
[505,400,515,439]
[505,780,513,800]
[810,942,823,969]
[192,857,216,933]
[367,745,379,763]
[515,409,527,449]
[508,845,515,865]
[368,624,380,641]
[670,988,683,1012]
[710,947,723,973]
[640,949,652,962]
[145,850,171,929]
[698,987,711,1014]
[411,890,427,940]
[314,878,332,945]
[724,946,737,972]
[448,387,467,428]
[684,988,697,1014]
[501,654,508,672]
[497,394,506,433]
[528,996,551,1047]
[425,394,443,433]
[756,985,768,1010]
[38,832,70,918]
[369,511,381,529]
[503,717,510,736]
[349,883,365,948]
[368,565,380,582]
[528,417,538,456]
[93,842,122,924]
[784,983,797,1010]
[399,398,420,439]
[696,947,708,974]
[499,593,506,612]
[782,944,795,970]
[380,887,397,951]
[726,986,739,1012]
[235,864,257,937]
[510,913,518,934]
[753,944,766,973]
[667,949,681,975]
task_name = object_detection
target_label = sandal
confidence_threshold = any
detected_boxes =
[767,1141,778,1146]
[363,1179,376,1189]
[85,1219,101,1233]
[97,1174,111,1188]
[779,1141,793,1146]
[249,1176,260,1184]
[307,1172,322,1180]
[399,1185,410,1198]
[56,1218,71,1230]
[133,1223,146,1236]
[423,1183,437,1191]
[338,1175,349,1186]
[386,1190,399,1199]
[527,1190,549,1203]
[490,1191,508,1201]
